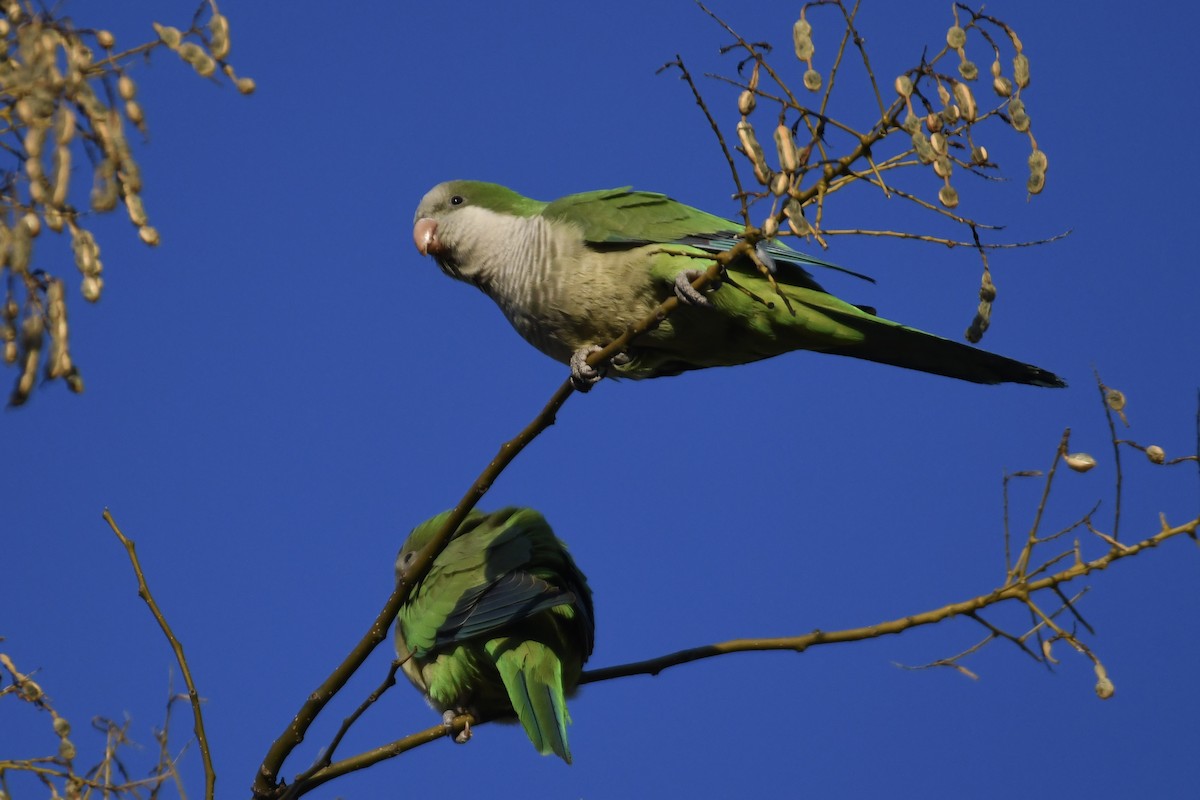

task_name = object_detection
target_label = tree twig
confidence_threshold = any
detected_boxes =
[102,509,215,800]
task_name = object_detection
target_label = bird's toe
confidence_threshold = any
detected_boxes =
[569,345,606,391]
[673,269,721,307]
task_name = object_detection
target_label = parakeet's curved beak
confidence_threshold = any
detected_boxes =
[413,217,440,256]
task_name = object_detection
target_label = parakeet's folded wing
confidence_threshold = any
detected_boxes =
[542,187,872,284]
[398,508,589,657]
[433,571,580,650]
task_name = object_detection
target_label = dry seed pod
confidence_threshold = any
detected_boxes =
[1011,110,1030,132]
[769,170,789,197]
[991,58,1002,78]
[9,225,29,273]
[91,162,118,211]
[52,146,70,206]
[953,82,977,121]
[937,82,951,106]
[153,23,182,49]
[911,132,934,164]
[1065,453,1097,472]
[786,212,812,237]
[1145,445,1165,464]
[71,227,100,275]
[138,225,160,246]
[946,25,967,49]
[993,75,1012,97]
[929,132,947,155]
[124,192,147,226]
[55,107,76,145]
[901,113,920,134]
[938,184,959,208]
[774,125,798,173]
[177,42,217,77]
[81,274,102,302]
[117,74,135,100]
[933,155,952,179]
[924,113,943,133]
[803,69,821,92]
[58,738,76,762]
[737,89,755,115]
[25,154,43,182]
[894,74,913,97]
[958,60,978,81]
[1028,149,1048,172]
[1094,663,1115,700]
[1026,170,1045,194]
[96,29,114,49]
[793,28,814,60]
[971,145,988,164]
[24,126,46,159]
[792,18,813,61]
[234,75,256,95]
[762,215,779,238]
[208,13,230,60]
[1105,388,1126,412]
[736,120,767,176]
[125,100,145,130]
[21,212,40,238]
[1013,53,1030,88]
[44,206,64,232]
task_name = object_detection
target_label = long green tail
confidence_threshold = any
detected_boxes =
[817,304,1066,387]
[489,639,573,763]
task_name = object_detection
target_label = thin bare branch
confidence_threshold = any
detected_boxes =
[102,509,215,800]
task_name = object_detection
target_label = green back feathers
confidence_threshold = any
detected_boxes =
[395,507,594,763]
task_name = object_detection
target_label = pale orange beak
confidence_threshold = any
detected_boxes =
[413,217,440,256]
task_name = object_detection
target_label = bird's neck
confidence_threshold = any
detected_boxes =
[447,208,572,311]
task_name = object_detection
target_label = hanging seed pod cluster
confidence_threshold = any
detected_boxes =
[725,3,1049,274]
[894,5,1047,210]
[729,8,825,252]
[0,0,253,406]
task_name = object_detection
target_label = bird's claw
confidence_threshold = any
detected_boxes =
[570,345,605,392]
[443,710,473,744]
[673,269,722,308]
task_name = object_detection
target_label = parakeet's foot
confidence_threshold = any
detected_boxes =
[673,269,722,307]
[442,710,473,744]
[570,345,605,392]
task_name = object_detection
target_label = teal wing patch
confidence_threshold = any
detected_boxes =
[435,572,579,648]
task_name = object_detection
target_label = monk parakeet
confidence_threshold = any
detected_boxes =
[394,507,594,764]
[412,180,1065,389]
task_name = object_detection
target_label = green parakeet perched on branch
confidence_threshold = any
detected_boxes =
[394,507,594,764]
[413,180,1065,390]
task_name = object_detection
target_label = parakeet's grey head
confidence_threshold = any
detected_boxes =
[412,181,547,283]
[395,508,477,579]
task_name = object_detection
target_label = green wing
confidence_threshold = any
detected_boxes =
[542,187,871,285]
[397,508,592,658]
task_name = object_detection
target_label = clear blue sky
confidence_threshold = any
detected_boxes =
[3,2,1198,797]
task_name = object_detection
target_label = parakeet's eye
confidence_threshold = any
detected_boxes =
[450,195,465,206]
[400,551,416,567]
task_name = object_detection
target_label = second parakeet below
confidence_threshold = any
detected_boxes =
[394,507,594,764]
[412,180,1065,389]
